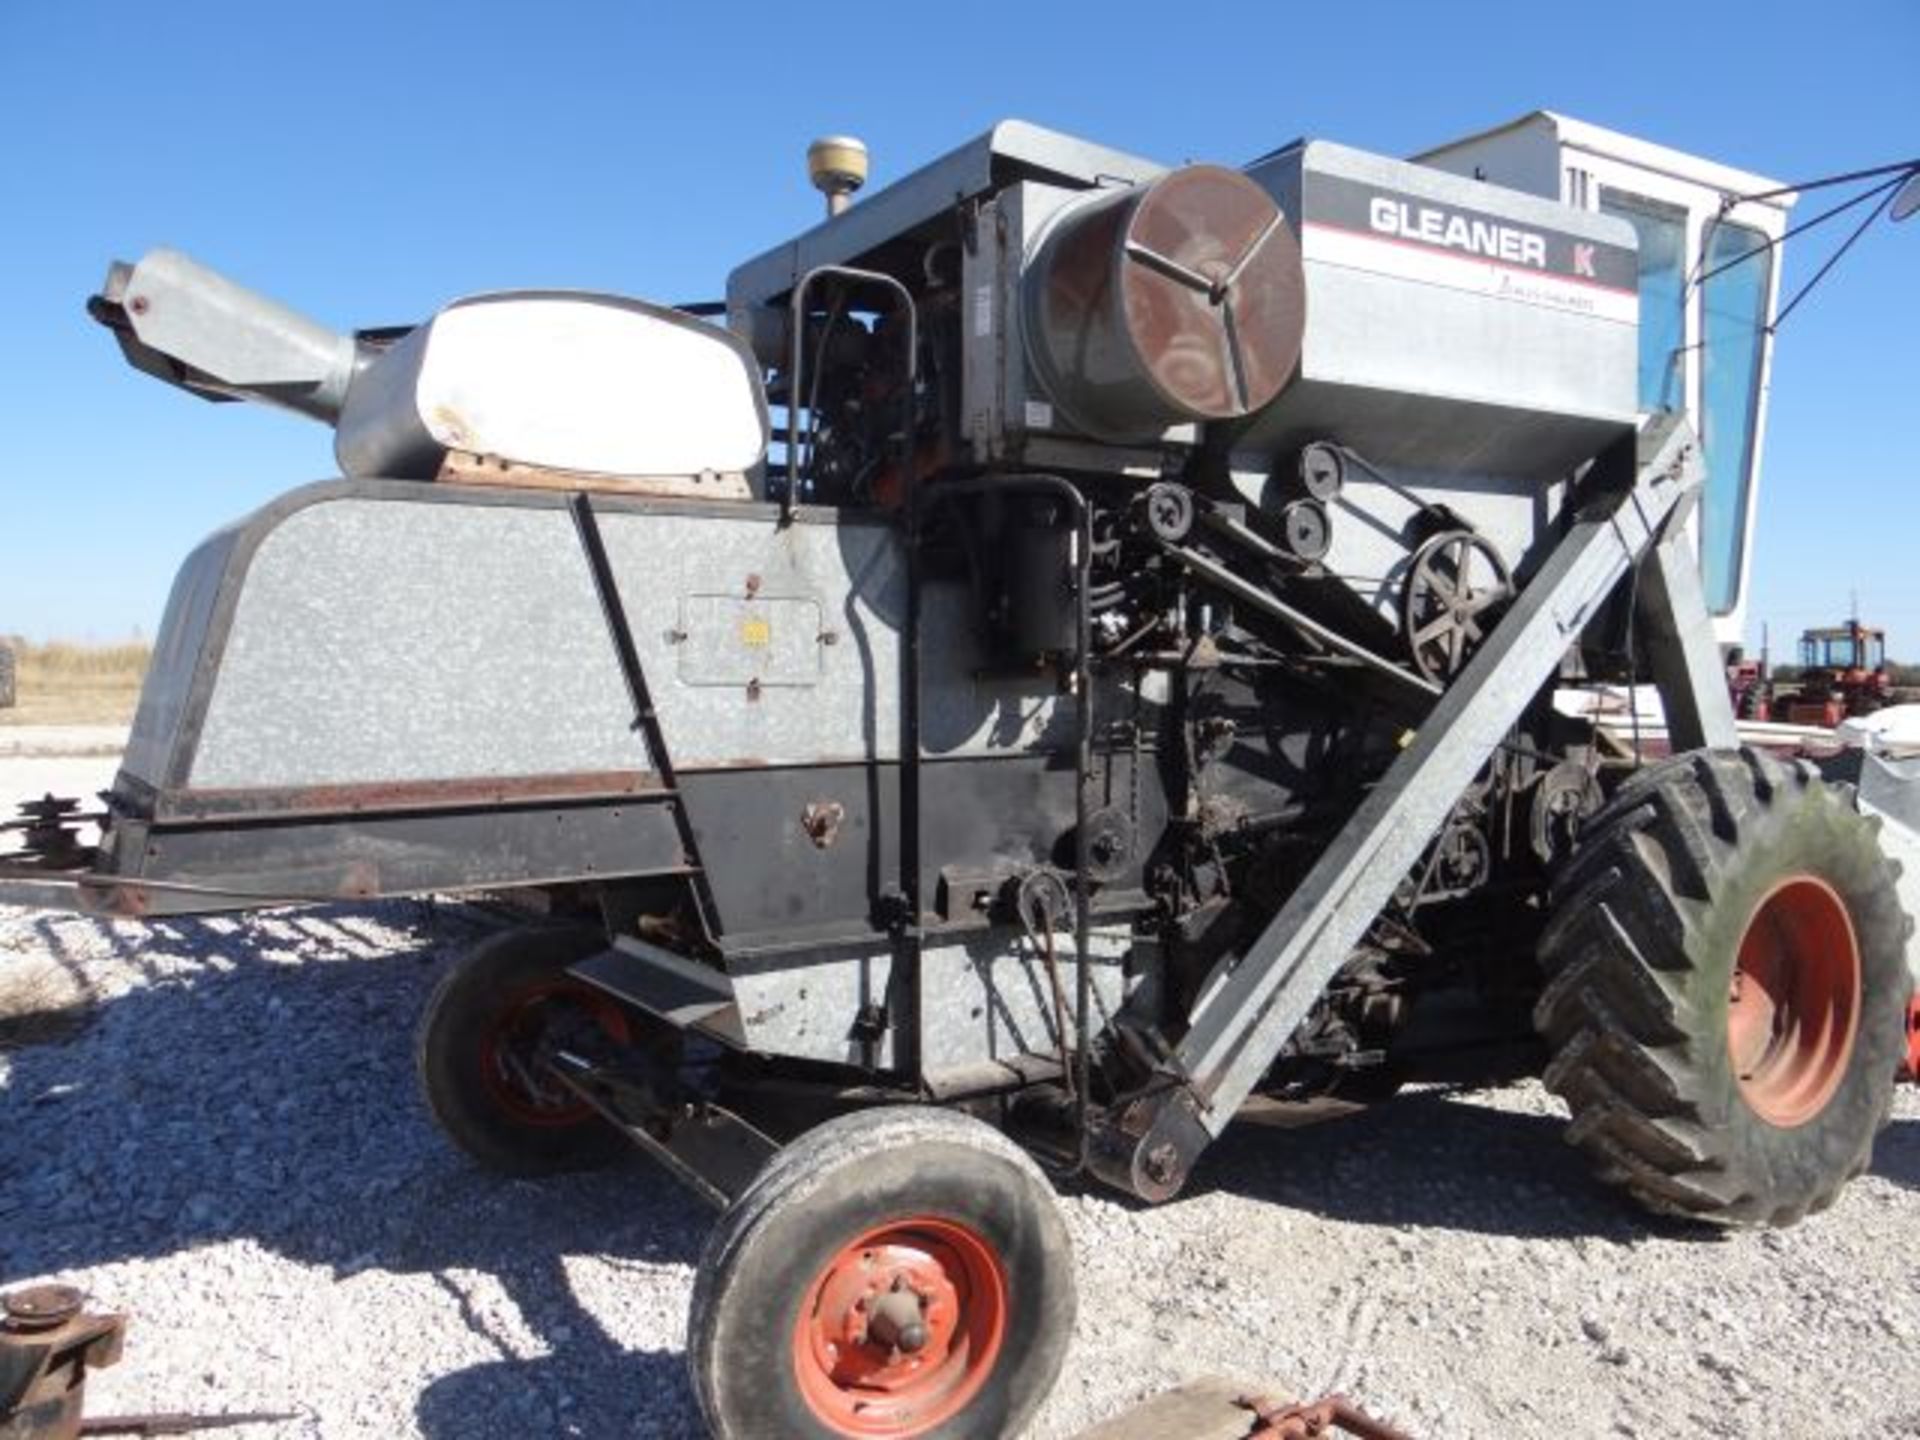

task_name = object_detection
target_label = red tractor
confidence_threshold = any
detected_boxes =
[1787,621,1891,727]
[1725,645,1772,721]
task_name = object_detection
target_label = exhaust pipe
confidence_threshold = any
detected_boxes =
[87,249,358,423]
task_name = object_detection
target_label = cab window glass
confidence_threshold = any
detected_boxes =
[1599,191,1687,411]
[1699,220,1772,614]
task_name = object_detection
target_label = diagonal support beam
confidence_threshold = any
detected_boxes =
[1638,518,1741,753]
[1160,416,1703,1151]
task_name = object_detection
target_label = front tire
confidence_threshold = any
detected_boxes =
[689,1106,1075,1439]
[415,924,631,1176]
[1535,748,1910,1225]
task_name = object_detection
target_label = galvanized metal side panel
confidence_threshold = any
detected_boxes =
[1856,752,1920,989]
[727,936,899,1068]
[1411,112,1564,201]
[726,120,1165,318]
[600,510,900,767]
[595,508,1080,766]
[121,521,243,790]
[918,925,1135,1079]
[1236,139,1639,477]
[143,483,1081,798]
[191,495,639,788]
[717,923,1136,1074]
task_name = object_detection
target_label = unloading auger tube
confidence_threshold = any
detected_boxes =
[8,118,1916,1440]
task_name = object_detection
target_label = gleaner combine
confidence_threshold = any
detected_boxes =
[6,114,1920,1438]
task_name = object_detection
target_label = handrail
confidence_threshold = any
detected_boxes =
[783,265,918,522]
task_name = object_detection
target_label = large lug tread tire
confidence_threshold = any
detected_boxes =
[414,923,630,1177]
[690,1105,1076,1440]
[1535,747,1911,1226]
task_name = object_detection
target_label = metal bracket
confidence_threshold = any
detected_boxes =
[546,1051,777,1209]
[1636,525,1740,752]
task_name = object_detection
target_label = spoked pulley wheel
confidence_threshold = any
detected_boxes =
[1402,529,1513,682]
[691,1107,1075,1439]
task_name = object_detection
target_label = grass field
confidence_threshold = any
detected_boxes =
[0,639,150,726]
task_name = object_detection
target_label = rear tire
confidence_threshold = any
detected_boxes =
[1535,748,1910,1225]
[415,924,631,1176]
[689,1106,1075,1439]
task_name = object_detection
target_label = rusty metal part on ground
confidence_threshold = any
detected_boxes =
[77,1413,298,1436]
[1069,1377,1414,1440]
[0,1286,295,1440]
[1237,1390,1415,1440]
[1,1286,123,1440]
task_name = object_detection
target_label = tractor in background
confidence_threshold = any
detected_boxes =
[1786,619,1892,726]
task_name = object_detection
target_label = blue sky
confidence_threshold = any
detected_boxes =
[1,1,1914,657]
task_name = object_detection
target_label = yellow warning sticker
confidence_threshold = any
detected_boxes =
[740,616,772,648]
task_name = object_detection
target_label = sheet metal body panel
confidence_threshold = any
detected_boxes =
[121,521,243,790]
[726,120,1164,317]
[1235,140,1640,477]
[190,493,638,789]
[594,920,1137,1078]
[124,482,1097,805]
[98,482,1163,950]
[112,800,689,915]
[1850,752,1920,990]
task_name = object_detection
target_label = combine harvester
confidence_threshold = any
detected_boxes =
[5,113,1919,1438]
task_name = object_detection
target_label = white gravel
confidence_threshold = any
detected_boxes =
[0,725,131,760]
[3,755,1918,1437]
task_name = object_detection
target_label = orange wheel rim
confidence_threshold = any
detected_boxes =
[1901,990,1920,1082]
[477,980,629,1127]
[1727,876,1861,1127]
[791,1216,1008,1437]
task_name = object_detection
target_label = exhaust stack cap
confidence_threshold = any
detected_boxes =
[808,135,868,217]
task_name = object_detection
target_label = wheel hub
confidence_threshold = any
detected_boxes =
[477,981,629,1128]
[792,1218,1007,1436]
[1727,875,1862,1128]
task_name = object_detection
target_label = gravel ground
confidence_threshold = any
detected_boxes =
[3,755,1918,1437]
[0,724,130,759]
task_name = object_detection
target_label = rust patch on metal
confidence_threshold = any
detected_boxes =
[800,800,846,849]
[337,861,380,899]
[156,770,664,824]
[1027,164,1305,437]
[103,886,151,920]
[435,448,752,500]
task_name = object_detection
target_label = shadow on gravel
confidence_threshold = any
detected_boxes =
[0,903,712,1437]
[1181,1088,1714,1244]
[413,1274,697,1440]
[1871,1117,1920,1191]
